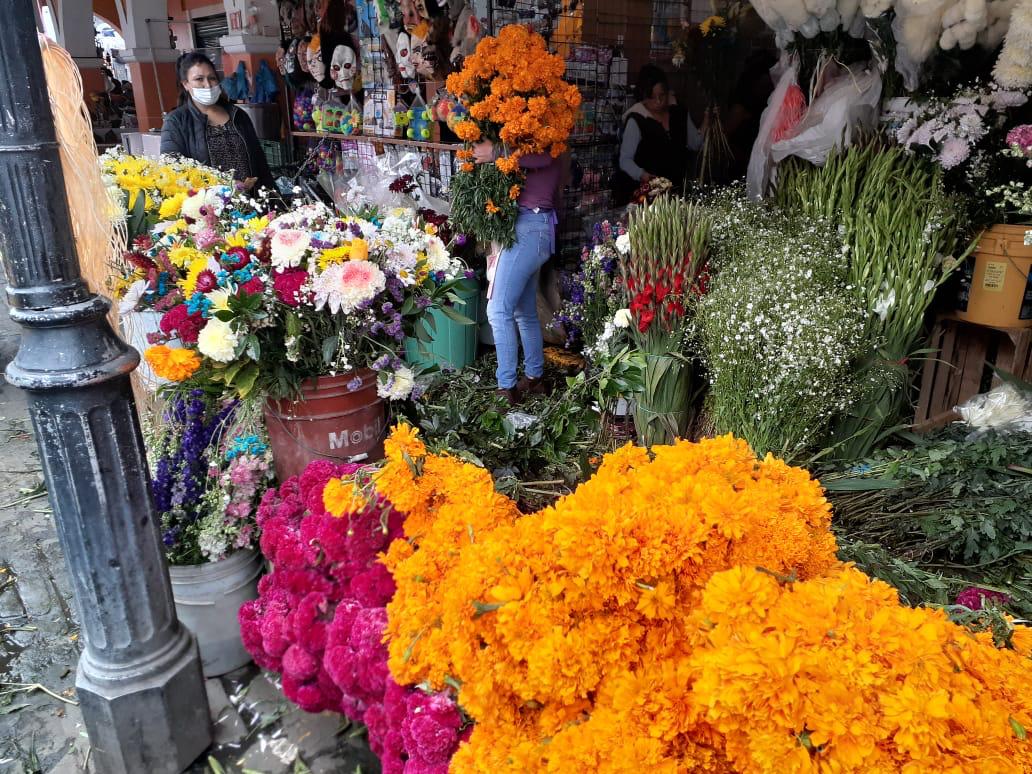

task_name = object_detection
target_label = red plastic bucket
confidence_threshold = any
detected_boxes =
[263,369,386,481]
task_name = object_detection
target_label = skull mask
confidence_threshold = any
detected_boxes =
[330,45,357,91]
[396,31,415,79]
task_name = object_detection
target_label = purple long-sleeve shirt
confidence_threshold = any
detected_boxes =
[516,153,562,211]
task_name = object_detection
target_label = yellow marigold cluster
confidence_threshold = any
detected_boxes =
[357,425,521,688]
[353,427,1032,772]
[144,345,200,381]
[690,565,1032,772]
[368,431,840,770]
[445,24,581,175]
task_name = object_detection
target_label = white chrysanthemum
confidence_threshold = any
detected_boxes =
[615,233,631,255]
[270,229,312,270]
[613,308,633,328]
[377,366,416,401]
[197,318,240,363]
[312,260,387,314]
[424,236,452,273]
[387,244,420,286]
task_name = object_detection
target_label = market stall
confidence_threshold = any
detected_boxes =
[86,1,1032,769]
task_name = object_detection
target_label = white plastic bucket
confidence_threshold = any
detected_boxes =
[169,549,263,677]
[120,310,181,391]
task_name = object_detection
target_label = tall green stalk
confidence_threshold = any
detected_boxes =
[776,146,974,460]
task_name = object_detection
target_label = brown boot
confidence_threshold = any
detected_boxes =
[496,386,522,406]
[516,375,549,397]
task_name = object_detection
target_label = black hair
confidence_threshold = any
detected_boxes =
[175,51,228,107]
[635,64,668,103]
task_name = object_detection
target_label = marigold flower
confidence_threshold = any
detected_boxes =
[144,345,200,381]
[485,199,500,215]
[508,184,521,201]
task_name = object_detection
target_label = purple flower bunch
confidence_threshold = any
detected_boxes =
[554,219,627,352]
[152,391,236,560]
[238,459,466,771]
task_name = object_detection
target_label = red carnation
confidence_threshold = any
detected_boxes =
[159,304,204,344]
[273,269,311,308]
[239,276,265,296]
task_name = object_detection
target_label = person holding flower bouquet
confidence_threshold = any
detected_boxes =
[473,140,566,403]
[445,25,580,404]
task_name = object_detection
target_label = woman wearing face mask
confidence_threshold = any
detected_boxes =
[612,64,702,205]
[160,52,276,193]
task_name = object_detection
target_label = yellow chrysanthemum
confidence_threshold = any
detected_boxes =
[700,14,726,36]
[168,244,205,268]
[180,257,210,297]
[318,245,351,269]
[158,192,187,219]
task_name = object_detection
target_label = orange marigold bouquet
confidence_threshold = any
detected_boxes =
[323,426,1032,772]
[445,25,581,247]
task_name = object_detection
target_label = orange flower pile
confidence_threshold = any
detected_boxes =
[690,565,1032,772]
[325,428,1032,772]
[445,24,581,176]
[144,345,201,381]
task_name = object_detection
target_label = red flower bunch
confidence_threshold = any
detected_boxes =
[239,459,466,772]
[272,268,311,308]
[627,267,690,334]
[159,303,204,343]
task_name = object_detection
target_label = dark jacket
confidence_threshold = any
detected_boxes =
[160,100,276,192]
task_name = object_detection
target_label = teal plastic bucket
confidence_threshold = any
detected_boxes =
[405,281,481,371]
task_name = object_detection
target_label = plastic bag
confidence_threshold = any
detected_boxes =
[747,58,800,200]
[770,64,882,166]
[956,383,1032,435]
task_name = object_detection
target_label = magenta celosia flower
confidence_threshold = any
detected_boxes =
[956,587,1011,610]
[402,691,463,765]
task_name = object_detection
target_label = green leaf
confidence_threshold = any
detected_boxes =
[440,305,475,326]
[208,758,226,774]
[472,600,505,618]
[233,362,260,397]
[322,336,337,366]
[0,703,30,715]
[1011,716,1027,741]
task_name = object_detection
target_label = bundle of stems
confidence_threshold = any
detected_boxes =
[776,145,973,459]
[624,196,711,353]
[623,197,712,446]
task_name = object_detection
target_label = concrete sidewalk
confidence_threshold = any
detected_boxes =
[0,279,378,774]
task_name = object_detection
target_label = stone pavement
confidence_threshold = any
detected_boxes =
[0,276,379,774]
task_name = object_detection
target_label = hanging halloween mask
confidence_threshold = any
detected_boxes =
[307,35,327,82]
[396,31,415,79]
[330,44,357,90]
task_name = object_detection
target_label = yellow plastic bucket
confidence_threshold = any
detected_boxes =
[956,224,1032,329]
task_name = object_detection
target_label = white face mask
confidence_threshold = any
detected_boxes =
[191,85,221,106]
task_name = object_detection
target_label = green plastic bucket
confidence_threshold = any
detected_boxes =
[405,281,480,371]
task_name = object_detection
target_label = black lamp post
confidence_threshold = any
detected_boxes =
[0,2,211,771]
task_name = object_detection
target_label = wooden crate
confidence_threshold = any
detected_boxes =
[914,314,1032,429]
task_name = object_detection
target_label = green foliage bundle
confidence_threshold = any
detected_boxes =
[824,427,1032,615]
[775,145,973,459]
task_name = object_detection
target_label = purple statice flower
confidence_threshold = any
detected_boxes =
[347,376,363,392]
[416,296,432,310]
[371,353,392,371]
[381,302,394,314]
[454,233,467,246]
[463,269,476,280]
[350,222,364,238]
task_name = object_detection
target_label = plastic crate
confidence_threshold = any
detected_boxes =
[260,139,288,170]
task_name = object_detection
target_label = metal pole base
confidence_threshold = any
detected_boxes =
[77,628,210,774]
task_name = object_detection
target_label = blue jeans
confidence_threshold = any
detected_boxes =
[487,210,554,389]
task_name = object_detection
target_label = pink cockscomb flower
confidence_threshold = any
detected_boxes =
[956,587,1011,610]
[312,261,386,315]
[195,227,221,251]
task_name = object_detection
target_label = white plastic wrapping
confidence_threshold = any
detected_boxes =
[957,383,1032,434]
